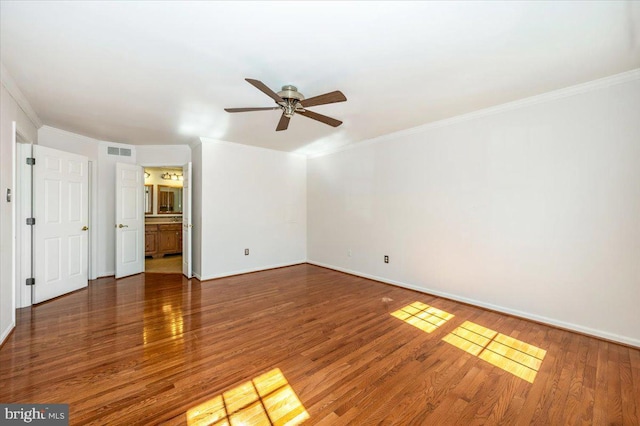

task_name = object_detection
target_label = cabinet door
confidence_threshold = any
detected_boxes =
[145,232,157,255]
[159,230,178,252]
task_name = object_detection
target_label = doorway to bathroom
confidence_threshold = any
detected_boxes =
[144,166,184,274]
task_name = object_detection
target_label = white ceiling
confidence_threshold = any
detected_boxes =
[1,1,639,155]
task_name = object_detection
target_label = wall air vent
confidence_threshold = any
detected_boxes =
[107,147,132,157]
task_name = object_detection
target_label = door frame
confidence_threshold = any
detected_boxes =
[14,125,34,309]
[140,163,192,276]
[182,162,192,278]
[16,141,32,308]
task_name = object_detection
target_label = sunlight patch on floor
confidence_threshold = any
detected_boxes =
[391,301,454,333]
[443,320,546,383]
[186,368,309,426]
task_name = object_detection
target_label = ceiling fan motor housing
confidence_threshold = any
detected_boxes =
[278,85,305,101]
[278,85,305,117]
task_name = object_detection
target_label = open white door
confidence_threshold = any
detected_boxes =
[33,145,89,304]
[182,162,192,278]
[115,163,144,279]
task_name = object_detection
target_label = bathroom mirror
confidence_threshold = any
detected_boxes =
[144,185,153,215]
[157,185,183,214]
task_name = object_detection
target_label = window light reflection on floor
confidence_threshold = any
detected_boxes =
[443,321,546,383]
[391,301,454,333]
[186,368,309,426]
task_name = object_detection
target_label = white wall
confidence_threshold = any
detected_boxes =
[0,83,38,344]
[307,72,640,347]
[195,139,306,280]
[136,144,191,166]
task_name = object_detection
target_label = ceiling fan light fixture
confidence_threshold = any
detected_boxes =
[283,100,298,118]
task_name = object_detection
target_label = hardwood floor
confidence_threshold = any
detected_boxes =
[1,264,638,425]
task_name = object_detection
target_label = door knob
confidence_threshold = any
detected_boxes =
[82,226,89,231]
[118,224,128,228]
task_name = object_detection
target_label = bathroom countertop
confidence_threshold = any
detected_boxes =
[145,221,182,225]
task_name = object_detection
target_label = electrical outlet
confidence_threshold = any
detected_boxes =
[245,248,249,256]
[348,249,352,257]
[384,255,389,263]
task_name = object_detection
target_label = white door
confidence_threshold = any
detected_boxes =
[33,145,89,304]
[182,162,192,278]
[115,163,144,279]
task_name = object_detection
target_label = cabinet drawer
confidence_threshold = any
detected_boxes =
[158,224,181,231]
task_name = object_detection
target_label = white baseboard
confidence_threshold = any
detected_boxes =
[197,260,307,282]
[1,322,15,346]
[307,260,640,348]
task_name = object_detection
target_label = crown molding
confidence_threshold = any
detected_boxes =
[309,68,640,159]
[0,63,42,129]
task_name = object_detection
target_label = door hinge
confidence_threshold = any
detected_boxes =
[26,217,36,225]
[26,278,35,286]
[26,157,36,165]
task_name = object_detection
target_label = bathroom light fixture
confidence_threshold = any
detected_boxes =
[161,172,183,181]
[144,171,150,179]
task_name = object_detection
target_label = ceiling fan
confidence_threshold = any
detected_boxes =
[225,78,347,131]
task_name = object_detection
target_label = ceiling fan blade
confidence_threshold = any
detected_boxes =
[297,109,342,127]
[224,107,280,113]
[300,90,347,108]
[245,78,285,103]
[276,113,290,131]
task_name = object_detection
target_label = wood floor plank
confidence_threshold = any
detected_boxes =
[606,343,624,426]
[593,340,611,425]
[620,347,640,425]
[627,347,640,425]
[560,334,590,425]
[0,264,638,425]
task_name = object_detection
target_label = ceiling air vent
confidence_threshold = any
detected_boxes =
[107,147,132,157]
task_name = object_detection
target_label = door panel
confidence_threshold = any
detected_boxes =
[44,180,61,222]
[115,163,144,278]
[68,182,82,221]
[68,235,82,276]
[122,230,140,263]
[33,145,89,304]
[122,187,139,219]
[44,238,61,281]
